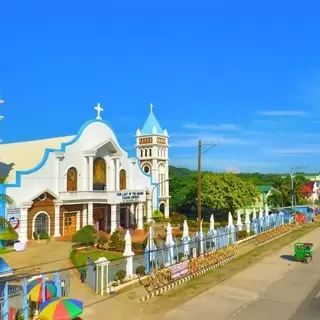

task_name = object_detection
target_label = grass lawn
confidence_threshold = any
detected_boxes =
[75,249,122,267]
[0,247,14,254]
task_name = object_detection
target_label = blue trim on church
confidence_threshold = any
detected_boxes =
[3,118,157,208]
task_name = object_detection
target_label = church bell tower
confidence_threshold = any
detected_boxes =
[136,103,170,218]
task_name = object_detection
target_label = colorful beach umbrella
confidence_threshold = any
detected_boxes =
[39,298,83,320]
[28,280,57,302]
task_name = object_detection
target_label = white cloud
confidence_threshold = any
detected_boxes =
[256,110,307,116]
[263,145,320,155]
[183,123,241,131]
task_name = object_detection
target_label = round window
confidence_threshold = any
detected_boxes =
[38,193,47,201]
[143,166,150,174]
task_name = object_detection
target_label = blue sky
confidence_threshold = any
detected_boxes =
[1,1,320,173]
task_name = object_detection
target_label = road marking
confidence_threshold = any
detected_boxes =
[315,291,320,298]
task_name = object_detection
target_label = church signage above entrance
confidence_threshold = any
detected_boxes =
[116,191,146,203]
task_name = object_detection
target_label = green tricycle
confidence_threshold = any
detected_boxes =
[294,242,313,263]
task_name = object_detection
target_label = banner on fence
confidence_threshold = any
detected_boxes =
[170,261,189,279]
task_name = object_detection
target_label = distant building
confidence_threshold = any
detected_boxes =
[0,103,170,241]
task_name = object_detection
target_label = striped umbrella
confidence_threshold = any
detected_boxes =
[39,298,83,320]
[28,279,57,302]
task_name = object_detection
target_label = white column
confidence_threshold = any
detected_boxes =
[83,156,88,191]
[88,202,93,225]
[88,156,94,191]
[76,211,80,231]
[115,159,120,190]
[19,205,30,242]
[137,203,143,230]
[54,203,61,237]
[82,204,87,226]
[164,201,170,219]
[147,199,152,221]
[110,204,117,233]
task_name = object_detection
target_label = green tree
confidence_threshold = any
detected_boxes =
[201,173,258,213]
[169,169,197,211]
[0,177,13,205]
[72,228,95,247]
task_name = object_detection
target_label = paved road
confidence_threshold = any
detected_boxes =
[165,228,320,320]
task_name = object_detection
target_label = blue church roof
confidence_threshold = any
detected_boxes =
[140,104,164,135]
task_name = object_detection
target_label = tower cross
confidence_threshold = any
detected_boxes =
[150,103,153,112]
[94,103,103,120]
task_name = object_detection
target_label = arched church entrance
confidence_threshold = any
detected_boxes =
[159,203,165,214]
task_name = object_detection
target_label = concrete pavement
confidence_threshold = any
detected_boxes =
[165,227,320,320]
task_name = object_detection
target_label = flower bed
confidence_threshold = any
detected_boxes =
[255,224,295,245]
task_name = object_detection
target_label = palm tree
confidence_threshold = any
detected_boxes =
[0,177,13,205]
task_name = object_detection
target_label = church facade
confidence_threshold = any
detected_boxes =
[0,103,170,242]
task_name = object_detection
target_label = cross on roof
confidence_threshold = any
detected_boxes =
[150,103,153,112]
[94,103,103,120]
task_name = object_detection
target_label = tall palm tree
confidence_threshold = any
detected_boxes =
[0,177,13,205]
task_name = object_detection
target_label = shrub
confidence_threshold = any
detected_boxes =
[109,231,122,251]
[143,216,147,223]
[249,230,255,236]
[97,236,108,249]
[115,269,126,282]
[178,252,184,261]
[132,242,144,252]
[237,230,248,240]
[170,212,182,225]
[72,228,95,247]
[153,210,164,222]
[38,233,50,240]
[82,225,96,233]
[33,232,38,240]
[136,265,146,276]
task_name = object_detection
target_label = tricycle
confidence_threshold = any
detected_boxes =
[294,242,313,263]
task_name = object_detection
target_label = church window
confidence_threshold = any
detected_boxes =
[143,165,150,174]
[93,157,106,190]
[140,149,143,157]
[120,169,126,190]
[67,167,78,191]
[149,148,152,157]
[34,212,49,236]
[144,149,148,157]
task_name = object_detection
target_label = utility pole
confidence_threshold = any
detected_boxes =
[197,140,219,231]
[290,165,306,213]
[0,98,4,144]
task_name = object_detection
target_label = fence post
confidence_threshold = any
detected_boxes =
[22,278,29,320]
[3,281,8,320]
[54,272,61,298]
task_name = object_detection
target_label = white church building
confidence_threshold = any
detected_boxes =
[0,103,170,242]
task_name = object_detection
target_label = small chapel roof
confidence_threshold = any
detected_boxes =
[140,103,164,135]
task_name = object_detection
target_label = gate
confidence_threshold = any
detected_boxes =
[86,257,97,293]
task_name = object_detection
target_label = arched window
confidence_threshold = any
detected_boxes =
[140,149,143,157]
[67,167,78,191]
[120,169,126,190]
[93,157,106,190]
[149,148,152,157]
[159,203,165,214]
[144,149,148,157]
[34,212,49,236]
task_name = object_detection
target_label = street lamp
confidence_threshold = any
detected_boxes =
[197,140,219,231]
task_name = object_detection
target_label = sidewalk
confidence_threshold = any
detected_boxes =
[164,227,320,320]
